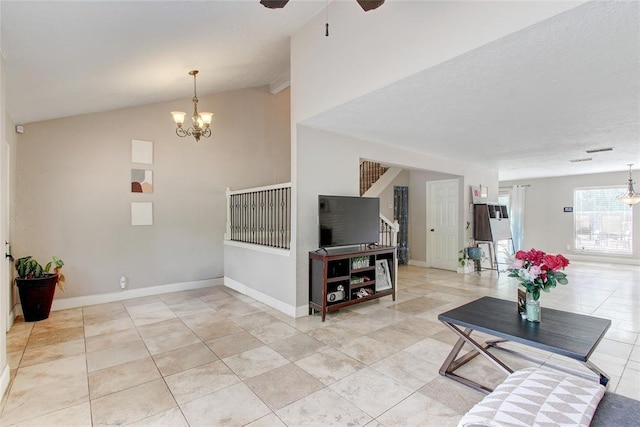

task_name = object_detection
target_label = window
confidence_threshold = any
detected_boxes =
[498,190,510,211]
[496,189,512,256]
[574,187,633,255]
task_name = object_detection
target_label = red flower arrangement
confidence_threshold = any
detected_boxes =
[507,248,569,300]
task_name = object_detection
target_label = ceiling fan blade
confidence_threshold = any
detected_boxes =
[356,0,385,12]
[260,0,290,8]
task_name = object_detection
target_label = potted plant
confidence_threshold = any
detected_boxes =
[457,221,479,274]
[15,256,65,322]
[466,246,483,261]
[457,249,474,274]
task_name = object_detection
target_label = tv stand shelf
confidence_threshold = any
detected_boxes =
[309,246,396,321]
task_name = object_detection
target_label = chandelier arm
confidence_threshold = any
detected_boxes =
[176,127,188,138]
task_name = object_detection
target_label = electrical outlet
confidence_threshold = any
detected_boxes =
[119,276,127,289]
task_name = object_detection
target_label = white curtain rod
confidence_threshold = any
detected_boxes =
[499,184,531,189]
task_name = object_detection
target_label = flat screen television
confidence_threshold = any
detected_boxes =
[318,195,380,248]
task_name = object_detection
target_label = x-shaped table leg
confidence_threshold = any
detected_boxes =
[439,323,513,393]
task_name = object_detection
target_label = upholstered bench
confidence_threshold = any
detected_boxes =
[458,368,605,427]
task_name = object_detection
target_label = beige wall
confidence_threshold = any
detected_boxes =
[294,126,498,307]
[14,86,290,299]
[501,172,639,262]
[377,170,410,221]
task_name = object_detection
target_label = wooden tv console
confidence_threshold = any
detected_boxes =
[308,246,396,321]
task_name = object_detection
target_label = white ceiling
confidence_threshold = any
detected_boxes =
[2,1,639,181]
[0,0,327,123]
[302,1,640,181]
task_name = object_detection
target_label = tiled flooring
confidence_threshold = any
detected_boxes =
[2,262,639,426]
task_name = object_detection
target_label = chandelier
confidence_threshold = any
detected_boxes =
[618,164,640,206]
[170,70,213,141]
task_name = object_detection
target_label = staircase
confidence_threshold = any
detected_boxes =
[360,161,388,196]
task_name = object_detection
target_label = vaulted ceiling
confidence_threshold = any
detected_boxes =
[2,1,638,181]
[1,0,326,123]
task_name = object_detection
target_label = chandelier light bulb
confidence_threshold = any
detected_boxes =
[200,112,214,126]
[171,111,186,126]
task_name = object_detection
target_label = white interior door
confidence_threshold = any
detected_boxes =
[427,179,459,270]
[2,141,12,331]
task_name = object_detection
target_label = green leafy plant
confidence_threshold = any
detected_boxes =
[458,249,469,267]
[459,221,474,267]
[15,256,66,290]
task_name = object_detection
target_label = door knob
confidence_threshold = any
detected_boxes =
[5,241,13,261]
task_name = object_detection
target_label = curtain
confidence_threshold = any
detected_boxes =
[510,185,526,251]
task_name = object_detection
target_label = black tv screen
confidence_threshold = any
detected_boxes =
[319,195,380,248]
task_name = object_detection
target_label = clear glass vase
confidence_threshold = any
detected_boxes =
[525,291,541,322]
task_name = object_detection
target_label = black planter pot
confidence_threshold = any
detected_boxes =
[16,274,58,322]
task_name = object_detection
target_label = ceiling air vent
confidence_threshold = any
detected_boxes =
[585,147,613,153]
[570,158,593,163]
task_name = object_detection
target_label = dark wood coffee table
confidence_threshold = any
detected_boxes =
[438,296,611,393]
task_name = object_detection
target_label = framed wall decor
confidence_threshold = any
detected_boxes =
[132,139,153,164]
[375,259,392,291]
[471,185,488,203]
[131,169,153,193]
[131,202,153,226]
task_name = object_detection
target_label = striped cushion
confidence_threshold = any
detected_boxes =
[459,368,605,427]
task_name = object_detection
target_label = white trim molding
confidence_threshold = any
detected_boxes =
[224,277,304,318]
[0,364,10,405]
[269,71,290,95]
[223,239,291,257]
[568,253,640,266]
[15,277,224,316]
[408,259,429,268]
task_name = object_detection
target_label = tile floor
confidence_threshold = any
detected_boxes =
[2,262,639,426]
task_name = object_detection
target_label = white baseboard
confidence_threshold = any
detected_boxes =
[224,239,290,257]
[0,363,10,405]
[15,277,224,316]
[6,309,15,332]
[224,277,301,318]
[568,253,640,266]
[457,265,475,274]
[408,259,428,268]
[295,305,310,318]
